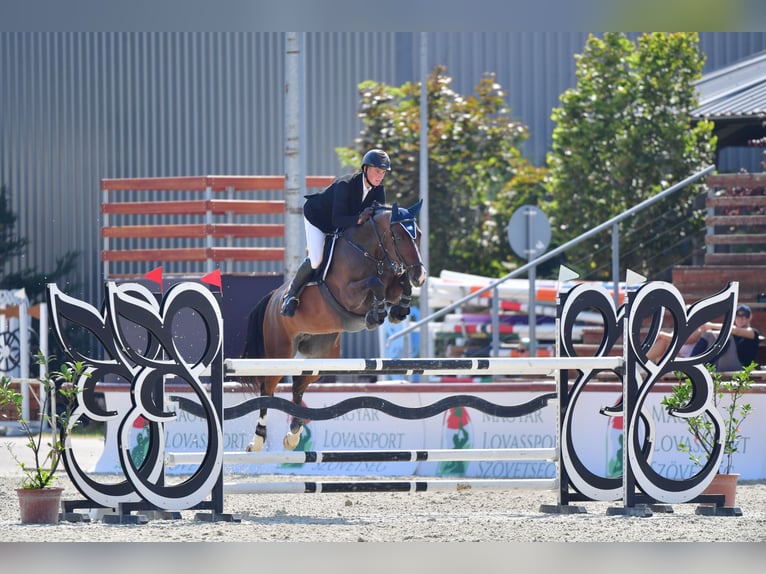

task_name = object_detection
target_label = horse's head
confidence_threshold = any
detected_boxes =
[382,199,427,287]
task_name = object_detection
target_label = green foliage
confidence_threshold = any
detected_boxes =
[0,184,79,302]
[337,66,548,278]
[547,32,716,280]
[0,353,88,489]
[661,362,756,475]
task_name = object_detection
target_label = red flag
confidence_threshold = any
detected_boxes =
[144,266,163,289]
[201,268,222,290]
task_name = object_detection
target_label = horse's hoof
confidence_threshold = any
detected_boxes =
[246,436,264,452]
[365,309,387,327]
[388,305,410,323]
[283,429,302,450]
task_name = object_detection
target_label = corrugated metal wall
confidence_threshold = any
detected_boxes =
[3,32,766,358]
[0,32,398,302]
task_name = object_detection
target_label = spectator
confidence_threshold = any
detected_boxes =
[691,304,760,371]
[646,303,759,370]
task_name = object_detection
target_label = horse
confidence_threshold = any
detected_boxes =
[240,200,427,451]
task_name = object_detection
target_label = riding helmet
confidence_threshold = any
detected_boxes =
[361,149,391,171]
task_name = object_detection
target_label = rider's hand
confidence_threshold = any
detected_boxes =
[358,206,374,224]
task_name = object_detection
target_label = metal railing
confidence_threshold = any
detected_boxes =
[389,165,716,355]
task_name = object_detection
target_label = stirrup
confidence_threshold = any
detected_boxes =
[281,295,299,317]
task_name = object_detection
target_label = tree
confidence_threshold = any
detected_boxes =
[0,185,28,271]
[546,32,716,281]
[337,66,547,278]
[0,184,78,302]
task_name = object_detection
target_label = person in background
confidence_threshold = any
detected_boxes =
[646,304,760,370]
[690,304,760,371]
[280,148,391,317]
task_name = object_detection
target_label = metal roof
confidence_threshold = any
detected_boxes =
[694,50,766,120]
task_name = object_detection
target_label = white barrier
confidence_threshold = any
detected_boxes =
[222,478,559,494]
[166,447,558,466]
[224,356,623,377]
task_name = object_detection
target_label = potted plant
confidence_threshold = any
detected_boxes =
[661,361,756,506]
[0,352,87,523]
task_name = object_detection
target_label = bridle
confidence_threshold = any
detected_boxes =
[341,208,424,281]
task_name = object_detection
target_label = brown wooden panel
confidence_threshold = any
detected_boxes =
[705,196,766,208]
[306,176,335,188]
[101,201,209,215]
[705,215,766,226]
[102,199,285,216]
[705,234,766,245]
[210,223,284,238]
[102,175,334,192]
[704,252,766,265]
[209,247,284,261]
[102,247,285,262]
[101,176,209,191]
[101,223,285,239]
[101,248,208,262]
[102,224,208,239]
[208,175,285,191]
[707,173,766,188]
[208,199,285,214]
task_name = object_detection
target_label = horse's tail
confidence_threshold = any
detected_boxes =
[241,289,274,360]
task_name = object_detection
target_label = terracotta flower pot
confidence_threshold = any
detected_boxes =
[702,473,739,507]
[16,487,64,524]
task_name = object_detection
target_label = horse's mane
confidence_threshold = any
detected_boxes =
[371,201,393,213]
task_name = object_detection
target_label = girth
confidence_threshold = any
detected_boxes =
[317,281,371,332]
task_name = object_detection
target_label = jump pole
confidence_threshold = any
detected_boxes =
[166,447,558,466]
[224,356,623,377]
[222,478,558,495]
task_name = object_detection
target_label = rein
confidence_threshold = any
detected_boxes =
[340,209,421,279]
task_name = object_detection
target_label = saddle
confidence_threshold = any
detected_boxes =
[310,232,375,332]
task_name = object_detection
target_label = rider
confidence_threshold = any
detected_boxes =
[280,148,391,317]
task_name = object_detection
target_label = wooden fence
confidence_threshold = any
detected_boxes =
[100,175,334,279]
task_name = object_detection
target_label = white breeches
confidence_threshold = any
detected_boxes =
[304,218,326,269]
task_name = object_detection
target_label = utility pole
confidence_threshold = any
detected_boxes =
[284,32,306,280]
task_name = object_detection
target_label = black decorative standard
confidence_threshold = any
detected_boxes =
[556,279,738,512]
[624,281,737,506]
[47,281,224,514]
[557,283,626,505]
[46,277,740,517]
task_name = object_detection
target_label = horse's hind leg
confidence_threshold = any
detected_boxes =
[283,334,340,450]
[282,374,319,450]
[246,405,268,452]
[246,376,280,452]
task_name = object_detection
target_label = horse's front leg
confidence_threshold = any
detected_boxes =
[361,277,388,328]
[341,276,388,328]
[388,274,413,324]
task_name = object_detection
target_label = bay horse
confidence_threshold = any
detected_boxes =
[241,200,427,451]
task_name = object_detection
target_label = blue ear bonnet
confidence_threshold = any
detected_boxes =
[390,199,422,239]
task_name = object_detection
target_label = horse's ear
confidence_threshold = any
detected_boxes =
[389,202,400,222]
[407,199,423,219]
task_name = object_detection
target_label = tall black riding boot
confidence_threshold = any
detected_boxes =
[280,257,315,317]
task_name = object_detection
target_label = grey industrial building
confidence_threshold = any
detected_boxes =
[2,32,766,357]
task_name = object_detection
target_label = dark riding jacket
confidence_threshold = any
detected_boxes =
[303,172,385,233]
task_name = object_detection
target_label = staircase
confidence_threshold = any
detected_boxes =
[671,172,766,363]
[577,173,766,364]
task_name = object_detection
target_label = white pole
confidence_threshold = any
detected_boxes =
[284,32,306,280]
[418,32,430,359]
[19,303,29,420]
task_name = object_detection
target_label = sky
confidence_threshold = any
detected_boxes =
[1,0,763,32]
